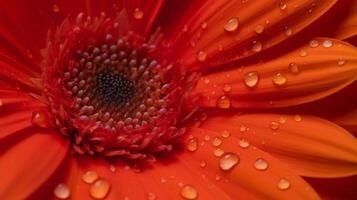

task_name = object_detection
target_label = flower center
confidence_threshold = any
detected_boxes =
[42,13,194,159]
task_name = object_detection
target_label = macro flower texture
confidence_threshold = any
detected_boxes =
[1,0,357,199]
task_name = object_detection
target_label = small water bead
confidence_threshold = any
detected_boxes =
[54,183,70,199]
[322,40,333,48]
[221,130,231,138]
[200,160,207,168]
[215,174,221,181]
[270,121,280,130]
[52,4,60,13]
[337,58,346,66]
[204,135,210,141]
[299,49,308,57]
[147,192,157,200]
[214,148,225,157]
[284,27,292,36]
[239,123,247,132]
[294,115,302,122]
[187,137,198,152]
[251,40,262,52]
[223,84,232,93]
[239,138,250,148]
[219,152,240,171]
[201,21,208,29]
[288,62,299,73]
[254,24,265,34]
[254,158,269,171]
[89,178,111,199]
[212,137,223,147]
[243,71,259,88]
[309,40,319,48]
[133,8,144,19]
[279,116,287,124]
[216,95,231,109]
[224,17,239,32]
[278,178,291,190]
[196,50,207,62]
[272,73,287,87]
[82,171,99,184]
[180,184,198,200]
[279,1,287,10]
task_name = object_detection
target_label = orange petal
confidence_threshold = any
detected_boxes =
[330,0,357,40]
[0,129,69,199]
[169,0,336,71]
[192,38,357,108]
[199,113,357,178]
[182,127,320,200]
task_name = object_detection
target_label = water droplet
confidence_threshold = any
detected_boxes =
[270,121,280,130]
[54,183,70,199]
[337,58,346,66]
[201,21,208,29]
[309,40,319,48]
[239,123,247,132]
[279,116,287,124]
[187,137,198,152]
[31,111,50,128]
[254,158,269,170]
[294,115,302,122]
[147,192,157,200]
[196,50,207,62]
[221,130,230,138]
[223,84,232,93]
[224,17,239,32]
[284,27,292,36]
[219,152,240,171]
[82,171,99,184]
[278,178,291,190]
[180,184,198,200]
[133,8,144,19]
[299,49,308,57]
[214,148,225,157]
[200,160,207,168]
[322,40,333,48]
[204,135,210,141]
[254,24,265,34]
[288,62,299,73]
[215,174,221,181]
[212,137,223,147]
[243,71,259,88]
[279,1,287,10]
[252,40,262,52]
[52,4,60,13]
[239,138,250,148]
[216,95,231,109]
[272,73,287,87]
[89,178,111,199]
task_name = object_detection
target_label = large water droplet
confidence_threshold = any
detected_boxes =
[82,171,99,184]
[239,138,250,148]
[89,178,111,199]
[180,184,198,199]
[272,73,287,86]
[31,111,50,128]
[278,178,291,190]
[54,183,70,199]
[216,95,231,109]
[243,71,259,88]
[212,137,223,147]
[322,40,333,48]
[219,152,240,171]
[224,17,239,32]
[133,8,144,19]
[196,50,207,62]
[254,158,269,171]
[187,137,198,152]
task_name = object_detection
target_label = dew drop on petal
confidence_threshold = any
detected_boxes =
[147,192,157,200]
[288,62,299,73]
[212,137,223,147]
[272,73,287,87]
[219,152,240,171]
[270,121,280,130]
[278,178,291,190]
[322,40,333,48]
[196,50,207,62]
[299,49,308,57]
[279,1,287,10]
[337,58,346,66]
[82,171,99,184]
[89,178,111,199]
[254,24,265,34]
[239,138,250,148]
[221,130,231,138]
[294,115,302,122]
[239,123,247,132]
[243,71,259,88]
[54,183,70,199]
[201,21,208,29]
[279,116,287,124]
[284,27,292,36]
[252,40,262,52]
[31,111,50,128]
[200,160,207,168]
[133,8,144,19]
[254,158,269,171]
[180,184,198,200]
[216,95,231,109]
[187,137,198,152]
[309,40,319,48]
[223,84,232,93]
[52,4,60,13]
[224,17,239,32]
[214,148,225,157]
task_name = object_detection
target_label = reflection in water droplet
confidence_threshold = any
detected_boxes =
[180,184,198,200]
[219,152,240,171]
[54,183,70,199]
[243,71,259,88]
[224,17,239,32]
[82,171,99,184]
[254,158,269,171]
[272,73,287,86]
[89,178,111,199]
[278,178,291,190]
[216,96,231,109]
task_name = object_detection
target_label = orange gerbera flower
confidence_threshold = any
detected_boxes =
[0,0,356,199]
